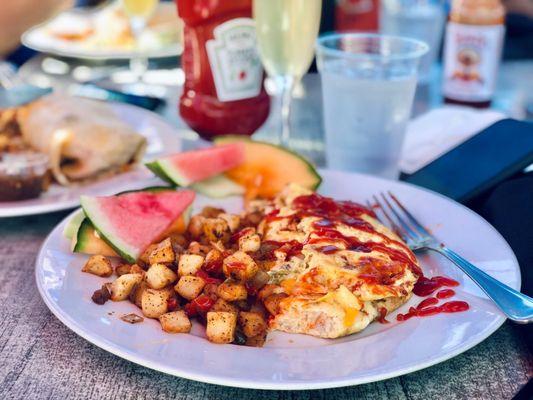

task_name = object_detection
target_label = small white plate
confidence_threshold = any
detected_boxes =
[22,4,182,60]
[35,170,521,390]
[0,102,181,217]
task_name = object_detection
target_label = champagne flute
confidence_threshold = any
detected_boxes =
[121,0,159,79]
[253,0,322,147]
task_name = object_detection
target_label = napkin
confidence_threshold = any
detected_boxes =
[400,106,506,174]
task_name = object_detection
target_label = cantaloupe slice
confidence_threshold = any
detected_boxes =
[214,136,321,199]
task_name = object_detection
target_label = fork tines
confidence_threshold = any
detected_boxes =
[369,191,433,247]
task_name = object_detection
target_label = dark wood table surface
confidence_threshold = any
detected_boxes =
[1,59,532,399]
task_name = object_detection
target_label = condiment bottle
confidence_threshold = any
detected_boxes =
[443,0,505,108]
[176,0,270,140]
[335,0,379,32]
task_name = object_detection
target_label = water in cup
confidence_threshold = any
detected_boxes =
[316,33,427,179]
[321,64,417,178]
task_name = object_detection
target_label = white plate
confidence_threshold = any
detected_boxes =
[0,102,181,217]
[22,4,182,60]
[35,170,521,390]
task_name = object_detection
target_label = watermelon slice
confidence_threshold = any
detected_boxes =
[146,143,245,187]
[81,190,195,262]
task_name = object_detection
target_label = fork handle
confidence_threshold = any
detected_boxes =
[431,246,533,323]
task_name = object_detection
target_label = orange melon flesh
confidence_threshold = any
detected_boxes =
[214,137,321,199]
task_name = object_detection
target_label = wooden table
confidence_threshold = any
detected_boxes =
[1,60,532,399]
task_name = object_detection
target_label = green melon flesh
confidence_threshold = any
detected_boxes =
[191,174,245,198]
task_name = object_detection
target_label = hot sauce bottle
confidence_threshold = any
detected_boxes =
[335,0,379,32]
[176,0,270,140]
[443,0,506,108]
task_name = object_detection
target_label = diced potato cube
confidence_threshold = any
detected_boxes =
[148,238,175,264]
[110,273,143,301]
[245,332,267,347]
[115,263,132,277]
[238,233,261,253]
[211,298,239,314]
[146,263,178,289]
[130,264,146,275]
[238,311,267,338]
[218,213,240,232]
[159,311,192,333]
[201,206,225,218]
[203,217,230,243]
[222,251,258,282]
[206,311,237,344]
[202,283,219,299]
[187,241,210,256]
[217,280,247,302]
[141,288,171,318]
[263,293,288,315]
[177,254,204,276]
[139,244,158,265]
[129,280,148,308]
[188,215,206,239]
[82,255,113,277]
[175,276,206,300]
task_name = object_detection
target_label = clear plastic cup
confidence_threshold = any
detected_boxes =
[316,33,428,179]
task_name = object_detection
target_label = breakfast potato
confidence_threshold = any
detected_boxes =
[206,311,237,344]
[82,255,113,277]
[238,231,261,253]
[146,263,177,289]
[110,273,143,301]
[188,215,206,239]
[129,280,149,308]
[211,298,239,314]
[245,332,267,347]
[218,213,240,232]
[139,244,158,265]
[239,311,267,338]
[115,263,134,277]
[263,293,288,316]
[130,264,146,275]
[159,311,192,333]
[222,251,258,282]
[141,288,171,318]
[148,238,175,264]
[203,217,230,243]
[175,276,205,300]
[217,280,247,302]
[201,206,224,218]
[187,241,210,256]
[177,254,204,276]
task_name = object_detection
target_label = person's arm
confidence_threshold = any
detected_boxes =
[0,0,74,56]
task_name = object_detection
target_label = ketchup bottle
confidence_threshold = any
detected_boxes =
[176,0,270,140]
[443,0,505,108]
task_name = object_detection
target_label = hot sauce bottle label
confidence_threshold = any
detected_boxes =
[443,22,504,102]
[206,18,263,102]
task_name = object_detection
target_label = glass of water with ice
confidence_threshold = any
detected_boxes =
[316,33,427,179]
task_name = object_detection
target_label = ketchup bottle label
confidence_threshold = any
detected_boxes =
[206,18,263,102]
[443,22,504,102]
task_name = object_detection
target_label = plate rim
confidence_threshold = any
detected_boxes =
[34,170,520,390]
[0,102,178,218]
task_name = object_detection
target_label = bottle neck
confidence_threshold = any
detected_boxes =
[449,0,505,25]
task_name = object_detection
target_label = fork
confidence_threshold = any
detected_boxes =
[369,191,533,324]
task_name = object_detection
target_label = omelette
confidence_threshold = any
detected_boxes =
[255,184,421,339]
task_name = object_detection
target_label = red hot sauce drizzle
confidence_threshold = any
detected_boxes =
[263,193,469,321]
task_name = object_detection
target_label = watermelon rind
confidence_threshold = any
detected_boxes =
[72,219,118,257]
[63,209,86,240]
[214,136,322,190]
[145,159,191,187]
[191,174,245,198]
[80,195,139,263]
[145,162,177,186]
